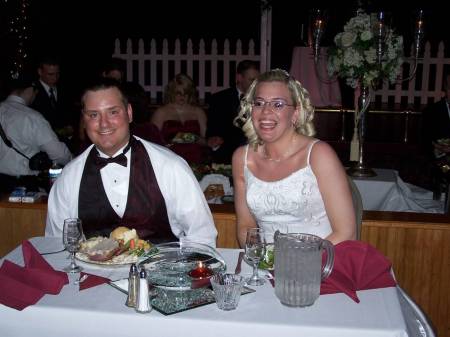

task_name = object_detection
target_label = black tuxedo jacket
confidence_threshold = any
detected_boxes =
[422,98,450,155]
[31,81,69,130]
[206,87,247,163]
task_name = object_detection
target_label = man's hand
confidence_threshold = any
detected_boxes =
[207,136,224,150]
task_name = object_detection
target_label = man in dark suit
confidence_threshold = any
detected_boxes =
[32,57,72,133]
[422,74,450,197]
[422,74,450,158]
[206,60,259,163]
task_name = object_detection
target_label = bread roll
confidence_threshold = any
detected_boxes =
[110,226,138,243]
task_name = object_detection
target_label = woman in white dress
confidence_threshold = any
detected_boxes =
[232,69,356,247]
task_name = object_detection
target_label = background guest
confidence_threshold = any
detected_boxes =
[46,78,216,246]
[151,73,209,164]
[31,56,75,139]
[422,73,450,158]
[0,76,72,192]
[206,60,259,163]
[124,81,164,145]
[422,73,450,196]
[101,57,125,82]
[232,69,356,247]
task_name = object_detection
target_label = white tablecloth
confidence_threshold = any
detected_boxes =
[0,237,408,337]
[352,168,443,213]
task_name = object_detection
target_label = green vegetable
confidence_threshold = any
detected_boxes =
[258,245,274,269]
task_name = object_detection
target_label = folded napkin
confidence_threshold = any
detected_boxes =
[0,240,69,310]
[320,240,396,302]
[79,272,111,291]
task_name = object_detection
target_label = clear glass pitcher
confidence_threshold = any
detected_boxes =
[274,231,334,307]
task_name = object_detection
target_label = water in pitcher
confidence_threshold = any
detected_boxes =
[274,232,334,307]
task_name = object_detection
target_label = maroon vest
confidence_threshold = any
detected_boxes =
[78,137,176,242]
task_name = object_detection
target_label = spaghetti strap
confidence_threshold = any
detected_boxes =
[307,139,320,166]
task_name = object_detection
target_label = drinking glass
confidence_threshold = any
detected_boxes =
[245,228,266,286]
[63,218,83,273]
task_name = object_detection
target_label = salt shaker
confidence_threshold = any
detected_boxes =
[126,263,138,307]
[135,266,152,313]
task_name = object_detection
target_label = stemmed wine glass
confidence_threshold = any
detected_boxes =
[245,228,266,286]
[63,218,84,273]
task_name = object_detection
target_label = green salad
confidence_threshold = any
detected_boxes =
[259,244,274,270]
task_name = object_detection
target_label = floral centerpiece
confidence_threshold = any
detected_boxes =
[327,10,404,88]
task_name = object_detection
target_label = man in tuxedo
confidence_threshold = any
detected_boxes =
[422,74,450,157]
[32,57,75,135]
[206,60,259,163]
[45,78,217,246]
[422,74,450,196]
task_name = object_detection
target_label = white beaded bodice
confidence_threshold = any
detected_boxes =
[244,141,332,239]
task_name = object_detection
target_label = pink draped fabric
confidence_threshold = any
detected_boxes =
[289,47,342,107]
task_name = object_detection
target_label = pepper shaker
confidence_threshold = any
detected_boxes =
[135,266,152,313]
[126,263,138,307]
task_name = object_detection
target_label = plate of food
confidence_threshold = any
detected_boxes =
[76,226,154,266]
[171,132,199,144]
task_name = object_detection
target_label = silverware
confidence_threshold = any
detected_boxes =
[40,248,66,255]
[74,274,88,285]
[234,251,245,274]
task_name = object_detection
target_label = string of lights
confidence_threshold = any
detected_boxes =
[8,0,30,79]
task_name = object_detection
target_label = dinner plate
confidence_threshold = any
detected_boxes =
[75,247,157,267]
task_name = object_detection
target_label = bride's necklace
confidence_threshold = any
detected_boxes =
[262,136,297,163]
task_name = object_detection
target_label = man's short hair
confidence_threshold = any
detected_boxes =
[7,75,36,94]
[237,60,259,75]
[102,58,125,75]
[80,77,128,110]
[38,56,60,68]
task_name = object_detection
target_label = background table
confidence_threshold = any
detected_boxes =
[0,237,408,337]
[352,168,443,213]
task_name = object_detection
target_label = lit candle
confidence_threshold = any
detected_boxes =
[188,261,213,279]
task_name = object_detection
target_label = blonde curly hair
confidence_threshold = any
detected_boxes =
[233,68,315,148]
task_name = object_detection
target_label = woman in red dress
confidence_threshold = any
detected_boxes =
[151,74,210,164]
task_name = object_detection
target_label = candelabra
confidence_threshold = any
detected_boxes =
[310,7,425,177]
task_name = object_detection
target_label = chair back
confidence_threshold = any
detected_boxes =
[396,286,436,337]
[348,176,363,240]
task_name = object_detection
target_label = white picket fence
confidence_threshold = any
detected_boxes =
[113,38,260,103]
[113,38,448,106]
[374,41,449,105]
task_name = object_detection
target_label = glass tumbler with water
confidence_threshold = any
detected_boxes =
[274,231,334,307]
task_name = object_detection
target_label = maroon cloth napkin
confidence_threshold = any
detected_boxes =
[0,240,69,310]
[320,240,396,302]
[79,272,111,291]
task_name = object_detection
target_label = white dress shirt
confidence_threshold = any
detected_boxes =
[0,95,72,176]
[45,136,217,247]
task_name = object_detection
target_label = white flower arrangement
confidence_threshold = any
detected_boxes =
[327,10,404,88]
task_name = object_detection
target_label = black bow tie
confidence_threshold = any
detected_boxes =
[94,142,131,169]
[95,153,127,169]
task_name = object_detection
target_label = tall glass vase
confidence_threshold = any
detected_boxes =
[347,84,377,177]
